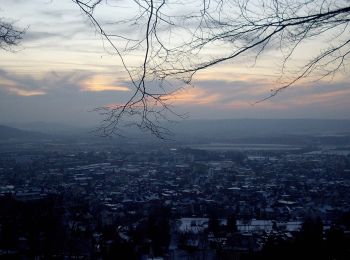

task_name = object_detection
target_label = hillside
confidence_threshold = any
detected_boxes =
[0,125,48,141]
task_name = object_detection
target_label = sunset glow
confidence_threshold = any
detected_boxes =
[0,0,349,125]
[81,75,130,92]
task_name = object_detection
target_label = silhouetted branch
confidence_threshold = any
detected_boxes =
[74,0,186,138]
[73,0,350,137]
[0,18,24,51]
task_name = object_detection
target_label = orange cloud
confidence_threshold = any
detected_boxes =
[286,88,350,106]
[81,75,130,92]
[194,62,281,83]
[169,87,219,105]
[7,87,46,96]
[0,80,46,96]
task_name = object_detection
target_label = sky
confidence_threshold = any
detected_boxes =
[0,0,350,127]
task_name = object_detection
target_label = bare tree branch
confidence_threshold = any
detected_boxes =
[0,18,24,51]
[72,0,350,137]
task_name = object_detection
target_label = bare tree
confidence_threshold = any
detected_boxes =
[72,0,350,137]
[0,18,24,51]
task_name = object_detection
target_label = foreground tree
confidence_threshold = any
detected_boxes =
[73,1,349,136]
[0,18,24,51]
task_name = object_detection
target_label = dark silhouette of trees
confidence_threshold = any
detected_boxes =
[72,0,350,137]
[0,194,66,258]
[326,225,348,260]
[297,217,324,258]
[226,214,238,233]
[123,206,171,257]
[208,214,220,234]
[259,217,350,260]
[0,18,24,51]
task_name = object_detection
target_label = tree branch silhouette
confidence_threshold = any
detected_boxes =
[73,0,350,137]
[0,18,24,51]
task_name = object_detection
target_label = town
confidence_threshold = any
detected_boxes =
[0,140,349,259]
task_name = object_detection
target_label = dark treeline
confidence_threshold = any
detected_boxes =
[1,195,350,259]
[0,194,171,259]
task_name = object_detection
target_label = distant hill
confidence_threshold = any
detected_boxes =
[4,121,89,136]
[0,125,49,141]
[171,119,350,136]
[164,119,350,145]
[99,118,350,145]
[2,119,350,145]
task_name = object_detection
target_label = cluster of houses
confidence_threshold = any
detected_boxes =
[0,144,349,258]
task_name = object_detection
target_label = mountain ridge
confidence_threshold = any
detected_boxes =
[0,125,49,141]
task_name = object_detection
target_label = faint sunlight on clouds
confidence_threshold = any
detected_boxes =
[0,70,47,97]
[1,0,350,124]
[169,87,220,105]
[6,87,46,97]
[83,85,130,92]
[81,75,130,92]
[282,87,350,107]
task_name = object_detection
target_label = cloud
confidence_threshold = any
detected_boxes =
[0,68,133,99]
[273,83,350,108]
[80,74,130,92]
[0,68,349,125]
[169,87,220,105]
[0,69,85,96]
[6,87,46,96]
[172,79,271,108]
[0,70,134,125]
[82,85,130,92]
[22,31,62,42]
[167,77,350,117]
[0,69,46,96]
